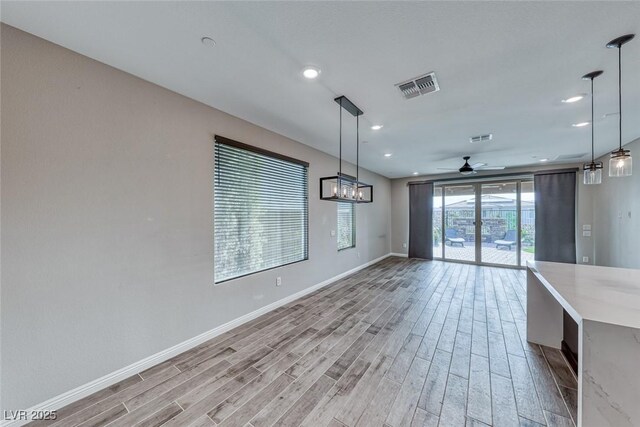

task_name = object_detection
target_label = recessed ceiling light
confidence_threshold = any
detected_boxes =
[572,122,590,127]
[413,172,419,175]
[562,95,585,103]
[384,153,392,157]
[539,158,549,162]
[201,36,216,47]
[371,125,383,130]
[302,66,320,79]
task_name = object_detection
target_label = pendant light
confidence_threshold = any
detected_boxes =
[320,96,373,203]
[606,34,635,177]
[582,70,603,185]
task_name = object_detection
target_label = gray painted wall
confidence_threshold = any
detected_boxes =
[1,25,391,410]
[583,137,640,268]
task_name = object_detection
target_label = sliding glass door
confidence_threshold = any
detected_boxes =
[480,182,518,266]
[433,186,443,258]
[433,178,534,267]
[520,181,536,266]
[439,184,478,263]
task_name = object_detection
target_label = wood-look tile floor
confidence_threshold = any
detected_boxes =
[30,257,578,427]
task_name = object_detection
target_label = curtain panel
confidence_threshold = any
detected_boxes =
[408,182,433,259]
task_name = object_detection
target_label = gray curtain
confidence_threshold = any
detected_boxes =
[408,182,433,259]
[534,170,577,263]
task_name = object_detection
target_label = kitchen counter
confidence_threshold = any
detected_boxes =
[527,261,640,427]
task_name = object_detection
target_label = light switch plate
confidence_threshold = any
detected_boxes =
[582,256,589,263]
[330,230,336,237]
[402,243,407,248]
[582,230,592,237]
[583,224,592,231]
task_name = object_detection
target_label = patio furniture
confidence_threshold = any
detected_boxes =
[445,228,466,247]
[495,229,517,250]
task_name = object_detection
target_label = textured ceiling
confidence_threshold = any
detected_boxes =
[2,1,640,178]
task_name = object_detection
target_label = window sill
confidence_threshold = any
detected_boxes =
[213,257,309,286]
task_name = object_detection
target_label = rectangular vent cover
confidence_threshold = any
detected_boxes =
[396,72,439,99]
[470,134,493,144]
[555,153,588,161]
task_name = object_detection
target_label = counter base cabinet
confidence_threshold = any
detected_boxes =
[527,263,640,427]
[563,310,579,374]
[579,320,640,427]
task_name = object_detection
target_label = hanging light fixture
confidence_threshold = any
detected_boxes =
[606,34,635,177]
[320,96,373,203]
[582,70,604,185]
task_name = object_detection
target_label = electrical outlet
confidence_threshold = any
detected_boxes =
[330,230,336,237]
[402,243,407,248]
[276,277,282,286]
[357,251,361,258]
[582,256,589,263]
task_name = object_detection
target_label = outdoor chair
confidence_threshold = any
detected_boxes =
[495,229,517,250]
[445,228,466,247]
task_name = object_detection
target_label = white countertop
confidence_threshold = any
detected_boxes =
[527,260,640,330]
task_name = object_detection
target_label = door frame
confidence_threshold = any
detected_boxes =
[435,177,532,269]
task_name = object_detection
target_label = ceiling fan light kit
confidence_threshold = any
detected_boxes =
[459,156,476,175]
[320,96,373,203]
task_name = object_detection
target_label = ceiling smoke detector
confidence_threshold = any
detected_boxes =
[395,72,439,100]
[469,134,493,144]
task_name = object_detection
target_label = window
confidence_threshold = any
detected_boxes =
[214,137,308,283]
[337,202,355,250]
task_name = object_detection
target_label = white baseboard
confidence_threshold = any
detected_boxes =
[1,253,392,427]
[389,252,408,258]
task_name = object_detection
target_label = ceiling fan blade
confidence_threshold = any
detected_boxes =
[476,166,506,170]
[471,162,486,168]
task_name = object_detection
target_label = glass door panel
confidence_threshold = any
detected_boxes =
[520,180,535,266]
[443,185,476,263]
[433,186,443,259]
[480,182,518,266]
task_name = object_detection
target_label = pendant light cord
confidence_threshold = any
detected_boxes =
[356,114,359,187]
[591,77,595,162]
[339,98,343,177]
[618,44,622,151]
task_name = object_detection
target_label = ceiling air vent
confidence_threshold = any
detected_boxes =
[396,72,439,99]
[470,134,493,144]
[554,153,588,161]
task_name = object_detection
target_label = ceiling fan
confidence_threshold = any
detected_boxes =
[438,156,506,175]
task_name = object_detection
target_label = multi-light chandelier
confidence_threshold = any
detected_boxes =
[320,96,373,203]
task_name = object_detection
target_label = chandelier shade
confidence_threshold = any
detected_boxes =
[583,162,603,185]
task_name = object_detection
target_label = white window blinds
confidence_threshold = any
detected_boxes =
[214,137,309,283]
[337,202,355,250]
